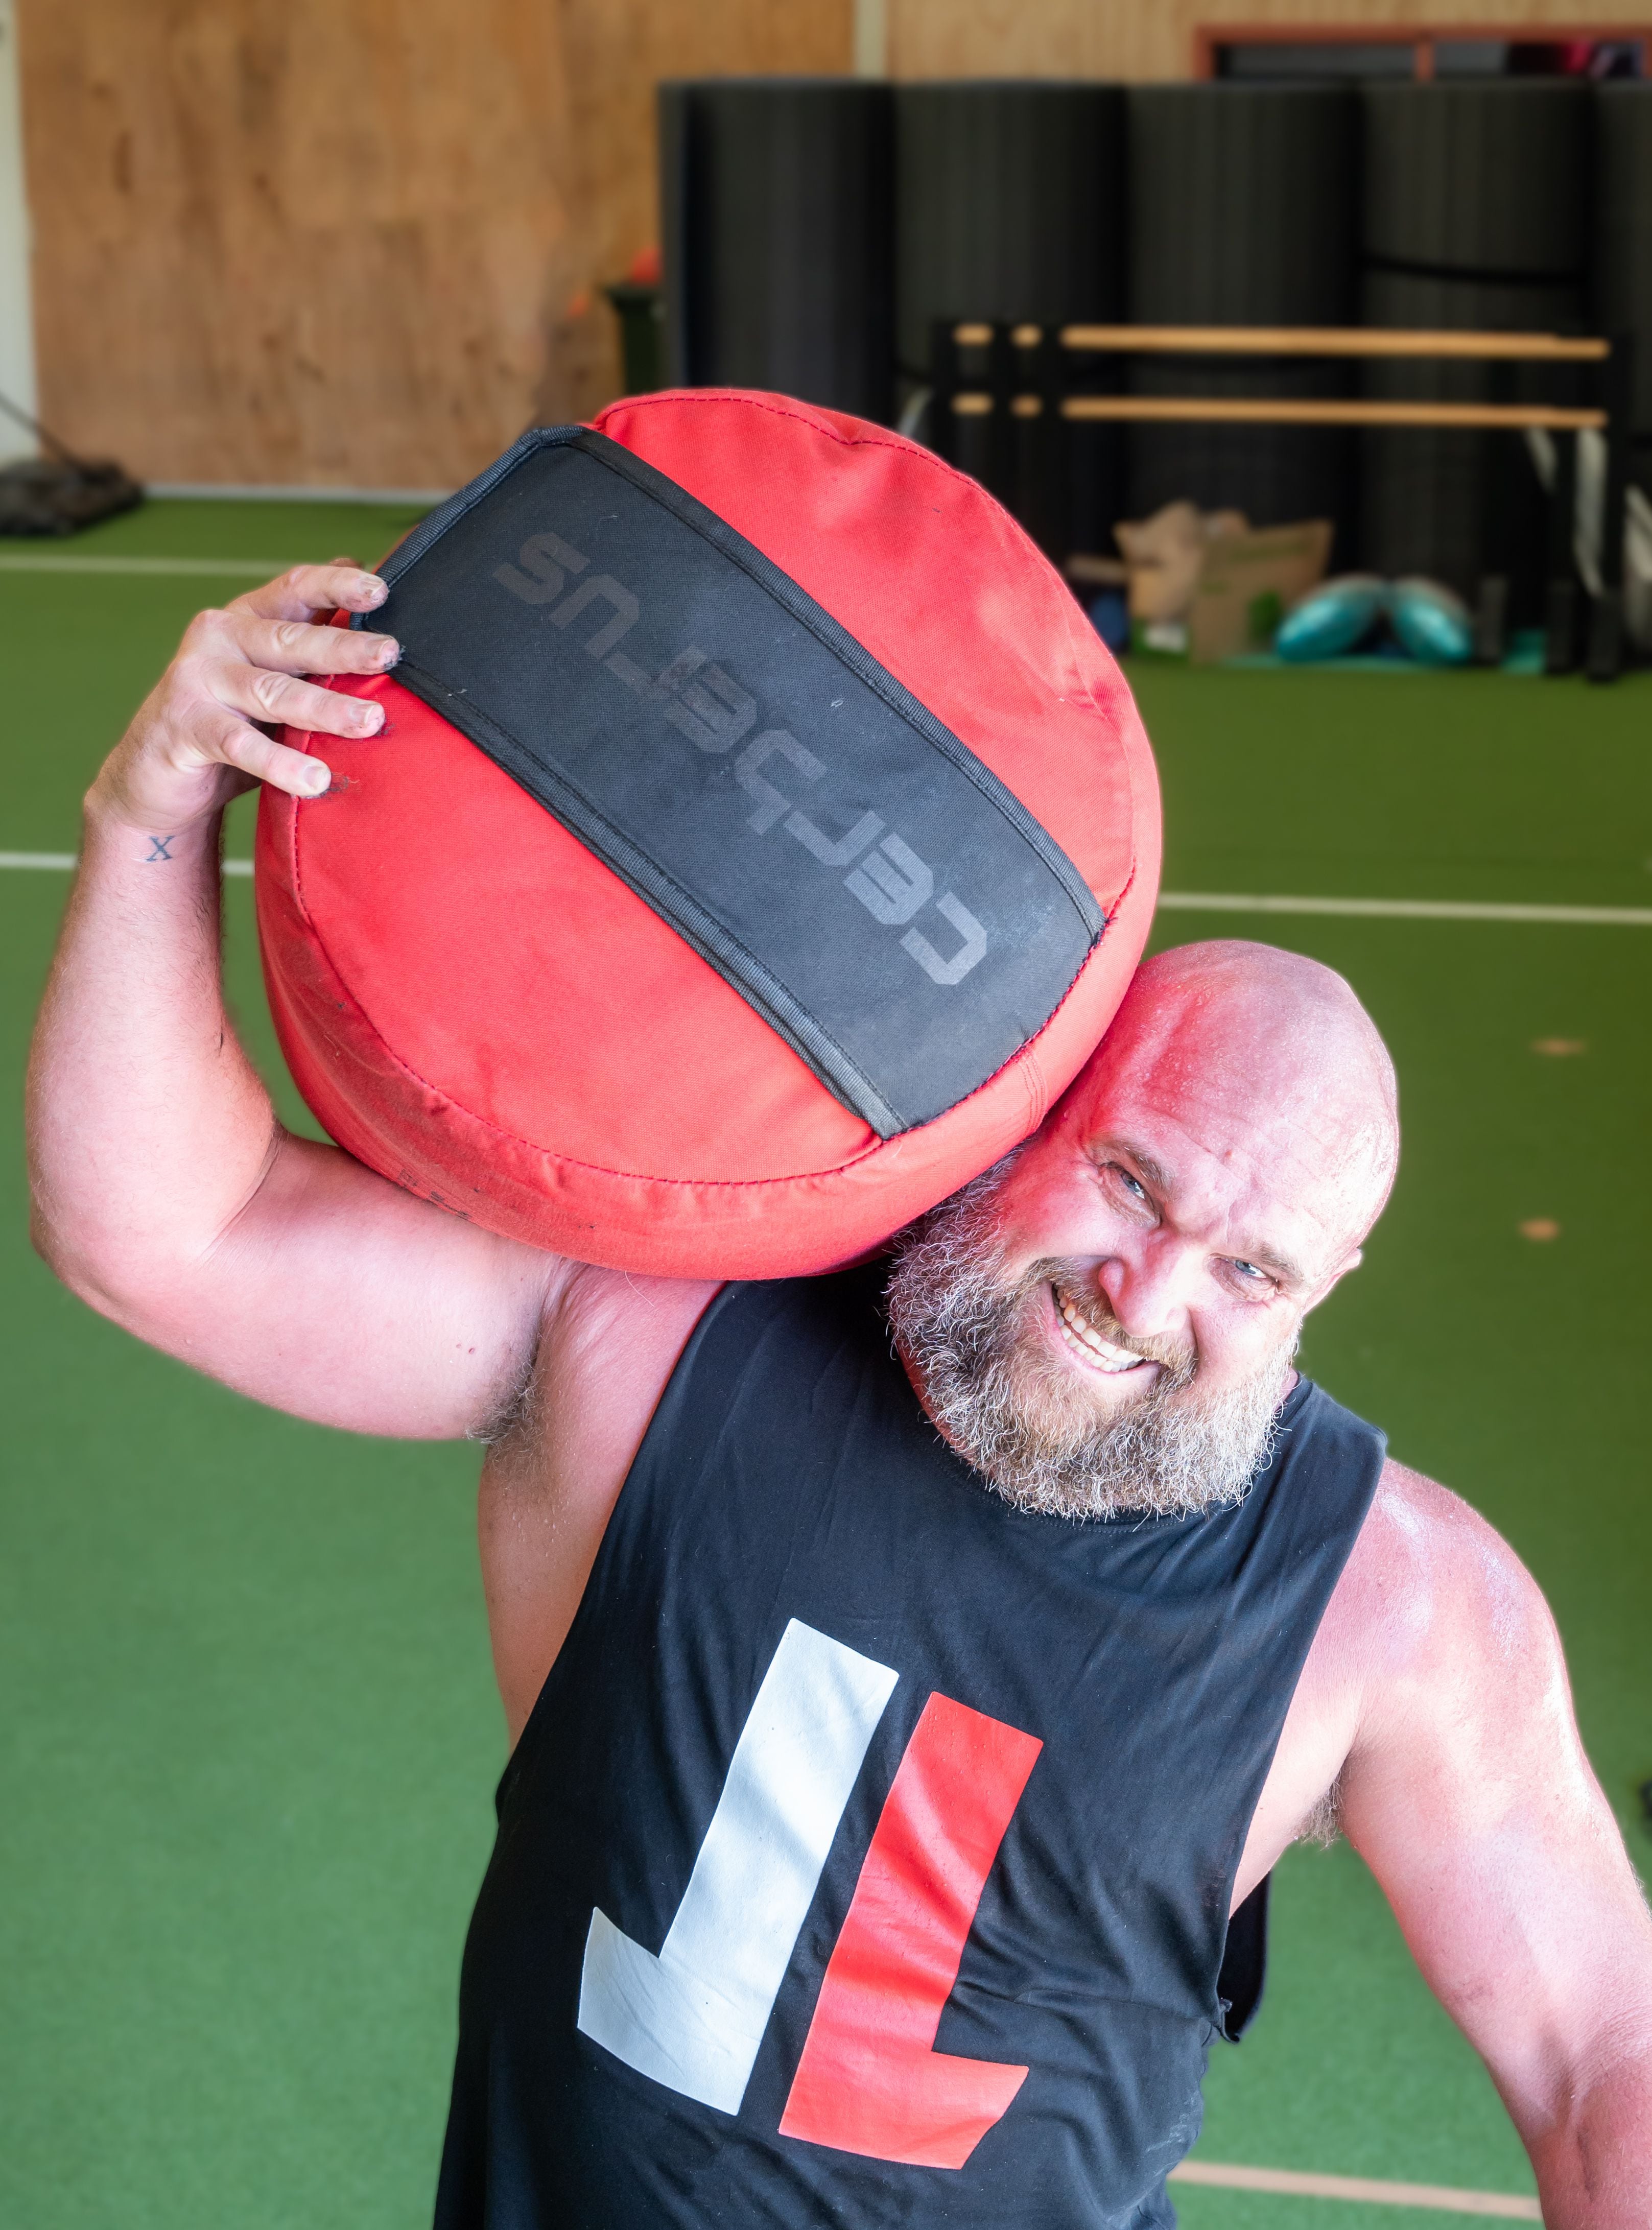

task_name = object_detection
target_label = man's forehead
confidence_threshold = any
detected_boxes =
[1078,1009,1380,1177]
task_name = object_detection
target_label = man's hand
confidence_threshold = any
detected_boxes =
[89,563,400,837]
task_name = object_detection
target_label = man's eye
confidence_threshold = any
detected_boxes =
[1114,1167,1147,1201]
[1231,1259,1267,1282]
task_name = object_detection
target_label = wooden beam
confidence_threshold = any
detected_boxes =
[1055,325,1609,363]
[1057,396,1607,431]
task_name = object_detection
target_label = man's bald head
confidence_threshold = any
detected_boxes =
[1064,940,1399,1263]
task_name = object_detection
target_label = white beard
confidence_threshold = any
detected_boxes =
[886,1156,1297,1523]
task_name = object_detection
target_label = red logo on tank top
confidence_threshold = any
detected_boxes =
[779,1692,1042,2166]
[575,1620,1040,2169]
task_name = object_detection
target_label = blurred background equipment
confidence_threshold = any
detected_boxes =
[649,65,1647,676]
[604,245,667,399]
[931,320,1620,672]
[1595,83,1652,504]
[1123,85,1359,559]
[1112,501,1335,665]
[0,389,140,535]
[1359,81,1594,626]
[659,78,894,422]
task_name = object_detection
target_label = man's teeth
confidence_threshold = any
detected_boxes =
[1057,1297,1148,1373]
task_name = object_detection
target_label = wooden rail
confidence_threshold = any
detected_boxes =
[1057,396,1607,432]
[952,393,1606,431]
[951,323,1611,363]
[1052,324,1611,364]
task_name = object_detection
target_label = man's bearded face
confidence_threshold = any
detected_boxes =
[886,1154,1299,1523]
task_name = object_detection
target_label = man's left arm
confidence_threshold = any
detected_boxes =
[1339,1461,1652,2223]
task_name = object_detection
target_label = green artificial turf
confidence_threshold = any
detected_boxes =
[4,502,1650,2226]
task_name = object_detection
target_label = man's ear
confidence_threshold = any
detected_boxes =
[1307,1246,1363,1311]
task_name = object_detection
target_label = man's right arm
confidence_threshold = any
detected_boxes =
[1338,1464,1652,2225]
[28,564,565,1439]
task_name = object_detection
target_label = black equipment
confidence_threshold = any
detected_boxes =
[0,392,143,537]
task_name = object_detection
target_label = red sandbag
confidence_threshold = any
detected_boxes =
[257,390,1159,1278]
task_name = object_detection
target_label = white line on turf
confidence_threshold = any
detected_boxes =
[1158,891,1652,927]
[0,555,297,578]
[1,856,1647,926]
[1169,2161,1539,2218]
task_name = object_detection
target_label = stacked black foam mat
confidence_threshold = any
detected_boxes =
[1359,82,1592,615]
[1124,86,1359,549]
[659,80,894,423]
[894,82,1126,553]
[1595,85,1652,497]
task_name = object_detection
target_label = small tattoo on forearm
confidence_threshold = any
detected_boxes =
[145,834,176,863]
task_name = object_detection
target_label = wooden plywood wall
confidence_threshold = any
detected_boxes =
[16,0,849,489]
[888,0,1650,81]
[15,0,1625,484]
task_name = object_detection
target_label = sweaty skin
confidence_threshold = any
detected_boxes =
[27,567,1652,2223]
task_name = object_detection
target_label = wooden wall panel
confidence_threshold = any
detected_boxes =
[17,0,850,489]
[561,0,853,335]
[889,0,1649,82]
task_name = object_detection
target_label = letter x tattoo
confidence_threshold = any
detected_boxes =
[145,835,175,863]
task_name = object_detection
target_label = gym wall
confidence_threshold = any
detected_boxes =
[14,0,846,489]
[9,0,1631,490]
[887,0,1652,81]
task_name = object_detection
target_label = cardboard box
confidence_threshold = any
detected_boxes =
[1187,519,1333,663]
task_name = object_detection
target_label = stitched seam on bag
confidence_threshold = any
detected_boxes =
[601,389,994,495]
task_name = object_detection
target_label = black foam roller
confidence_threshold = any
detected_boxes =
[1362,81,1591,278]
[896,81,1127,558]
[1595,85,1652,441]
[1129,85,1358,326]
[1125,86,1358,538]
[894,82,1126,372]
[1358,267,1585,612]
[660,80,894,423]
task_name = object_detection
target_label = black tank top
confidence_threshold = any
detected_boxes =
[434,1269,1384,2228]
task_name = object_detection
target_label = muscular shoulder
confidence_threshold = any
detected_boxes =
[1255,1454,1596,1899]
[1327,1458,1570,1772]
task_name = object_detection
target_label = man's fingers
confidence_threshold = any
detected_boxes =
[213,608,400,679]
[234,563,389,624]
[200,658,387,740]
[194,707,334,799]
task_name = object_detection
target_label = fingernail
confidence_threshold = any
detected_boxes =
[360,575,387,604]
[306,764,332,795]
[376,637,400,668]
[358,701,385,730]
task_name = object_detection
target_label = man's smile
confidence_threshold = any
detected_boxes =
[1048,1280,1160,1378]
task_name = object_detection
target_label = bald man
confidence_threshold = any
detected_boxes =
[27,570,1652,2227]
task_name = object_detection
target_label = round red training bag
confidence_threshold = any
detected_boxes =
[257,391,1160,1278]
